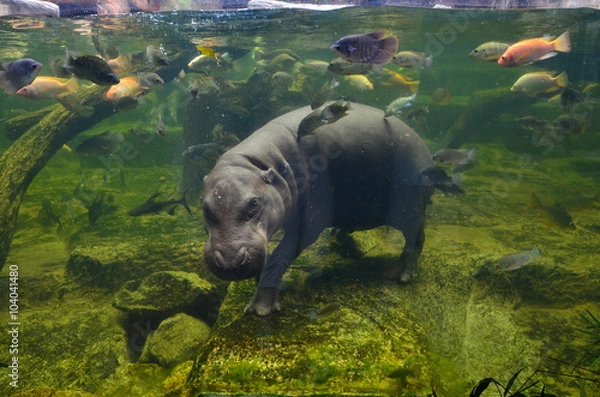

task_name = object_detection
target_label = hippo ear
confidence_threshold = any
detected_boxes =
[260,168,276,184]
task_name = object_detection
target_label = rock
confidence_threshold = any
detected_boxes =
[65,240,216,291]
[0,0,59,17]
[112,271,221,322]
[139,313,211,367]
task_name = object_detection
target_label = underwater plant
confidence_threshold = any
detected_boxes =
[469,368,556,397]
[579,309,600,368]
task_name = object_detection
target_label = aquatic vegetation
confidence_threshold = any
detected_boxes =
[469,369,555,397]
[579,310,600,368]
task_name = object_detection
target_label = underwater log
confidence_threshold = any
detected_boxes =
[0,85,115,272]
[4,107,54,141]
[442,87,538,148]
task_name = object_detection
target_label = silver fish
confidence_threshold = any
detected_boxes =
[0,58,42,95]
[498,247,541,271]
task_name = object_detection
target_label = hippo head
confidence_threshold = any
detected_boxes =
[202,163,290,281]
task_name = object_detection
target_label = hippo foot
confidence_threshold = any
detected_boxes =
[244,287,281,316]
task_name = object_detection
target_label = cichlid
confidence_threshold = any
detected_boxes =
[527,192,576,230]
[0,58,42,95]
[64,48,120,86]
[392,51,433,69]
[384,92,417,117]
[498,31,571,67]
[498,247,541,271]
[469,42,510,62]
[330,31,398,65]
[511,71,568,96]
[128,193,191,216]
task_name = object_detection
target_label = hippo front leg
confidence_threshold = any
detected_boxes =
[244,228,300,316]
[398,226,425,282]
[244,287,281,316]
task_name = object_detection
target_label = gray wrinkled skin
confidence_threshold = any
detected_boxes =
[202,103,435,316]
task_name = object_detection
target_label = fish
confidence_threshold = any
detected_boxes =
[517,115,554,135]
[344,74,373,90]
[0,58,42,95]
[405,106,429,120]
[554,114,586,135]
[511,71,568,96]
[49,56,70,78]
[527,192,576,229]
[264,53,298,73]
[380,70,420,93]
[468,42,511,62]
[156,114,167,137]
[308,301,342,321]
[87,191,117,225]
[330,31,398,64]
[392,51,433,69]
[311,78,339,109]
[92,31,119,60]
[384,92,417,117]
[38,199,62,230]
[16,76,79,99]
[560,87,585,107]
[498,31,571,67]
[143,45,169,67]
[182,142,226,164]
[137,72,164,88]
[105,77,147,102]
[431,83,452,105]
[302,60,330,77]
[327,58,376,75]
[75,131,124,156]
[188,54,220,73]
[298,100,352,137]
[432,148,477,166]
[498,247,541,271]
[128,193,191,216]
[64,49,120,86]
[107,53,133,75]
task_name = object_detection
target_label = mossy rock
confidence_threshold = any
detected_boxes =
[112,271,221,321]
[188,274,432,396]
[140,313,211,367]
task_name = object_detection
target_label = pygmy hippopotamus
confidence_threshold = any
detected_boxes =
[202,102,454,316]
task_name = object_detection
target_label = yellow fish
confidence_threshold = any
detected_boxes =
[380,70,420,93]
[196,46,217,59]
[344,75,373,91]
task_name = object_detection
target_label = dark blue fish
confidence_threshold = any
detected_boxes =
[330,31,398,65]
[0,58,42,95]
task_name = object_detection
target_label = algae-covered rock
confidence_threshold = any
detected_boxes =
[112,271,220,321]
[12,388,96,397]
[139,313,211,367]
[65,240,211,291]
[188,258,433,396]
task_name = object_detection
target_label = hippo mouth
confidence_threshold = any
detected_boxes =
[205,244,264,281]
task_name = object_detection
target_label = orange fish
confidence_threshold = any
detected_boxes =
[16,76,79,99]
[105,76,146,102]
[498,31,571,67]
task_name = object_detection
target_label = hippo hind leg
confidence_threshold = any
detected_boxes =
[387,186,430,282]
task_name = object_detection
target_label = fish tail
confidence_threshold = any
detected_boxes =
[445,82,453,101]
[408,80,420,93]
[466,148,477,163]
[180,195,192,215]
[527,192,541,210]
[554,71,569,89]
[380,35,399,56]
[553,31,571,53]
[66,77,80,94]
[424,55,433,68]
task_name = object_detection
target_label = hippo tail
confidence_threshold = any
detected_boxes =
[421,166,463,195]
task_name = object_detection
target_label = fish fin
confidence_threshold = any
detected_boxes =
[531,247,541,257]
[553,31,571,53]
[554,71,569,88]
[196,46,217,58]
[371,49,395,65]
[379,35,399,56]
[537,51,558,61]
[526,192,540,210]
[368,31,386,40]
[424,55,433,68]
[181,198,192,216]
[1,62,11,71]
[147,192,163,202]
[0,75,18,95]
[371,63,384,74]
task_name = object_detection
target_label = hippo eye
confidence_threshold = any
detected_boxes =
[245,197,260,221]
[202,205,218,226]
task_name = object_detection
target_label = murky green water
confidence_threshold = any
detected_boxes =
[0,5,599,397]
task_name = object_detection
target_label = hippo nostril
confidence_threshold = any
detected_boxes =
[236,246,249,266]
[214,250,225,267]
